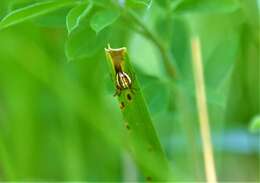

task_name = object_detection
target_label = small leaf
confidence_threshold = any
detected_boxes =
[65,26,108,60]
[66,1,93,34]
[249,115,260,133]
[0,0,78,30]
[90,9,120,34]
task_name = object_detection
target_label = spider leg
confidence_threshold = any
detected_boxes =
[114,85,122,97]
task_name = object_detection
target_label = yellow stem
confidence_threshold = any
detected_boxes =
[191,37,217,183]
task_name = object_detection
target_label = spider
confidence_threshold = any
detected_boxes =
[114,66,133,96]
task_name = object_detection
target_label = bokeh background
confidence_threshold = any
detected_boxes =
[0,0,259,182]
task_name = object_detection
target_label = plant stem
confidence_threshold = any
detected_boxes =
[191,37,217,183]
[125,10,177,80]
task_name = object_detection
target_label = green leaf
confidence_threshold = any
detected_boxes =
[126,0,152,8]
[34,7,71,28]
[66,1,93,34]
[155,0,179,9]
[173,0,240,14]
[92,0,112,7]
[249,115,260,133]
[92,0,152,8]
[8,0,36,10]
[142,79,169,115]
[155,0,168,8]
[105,47,172,180]
[0,0,78,30]
[65,1,109,60]
[90,9,120,34]
[129,33,166,78]
[66,26,108,60]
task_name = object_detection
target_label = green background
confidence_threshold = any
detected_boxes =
[0,0,259,182]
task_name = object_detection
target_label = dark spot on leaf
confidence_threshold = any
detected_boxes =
[127,93,132,101]
[125,122,130,130]
[120,102,125,109]
[146,176,152,182]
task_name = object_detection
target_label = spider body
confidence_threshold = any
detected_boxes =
[116,71,132,90]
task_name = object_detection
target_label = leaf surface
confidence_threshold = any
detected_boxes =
[0,0,78,30]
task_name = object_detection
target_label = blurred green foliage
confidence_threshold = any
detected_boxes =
[0,0,259,182]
